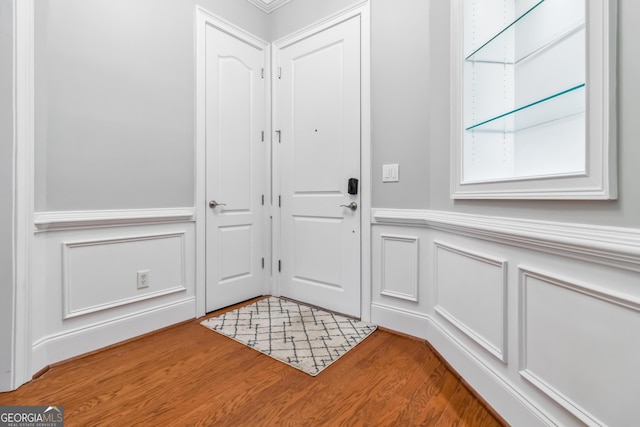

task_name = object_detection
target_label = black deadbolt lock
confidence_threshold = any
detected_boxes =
[348,178,359,195]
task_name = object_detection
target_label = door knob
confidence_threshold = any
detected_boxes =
[209,200,226,209]
[340,202,358,211]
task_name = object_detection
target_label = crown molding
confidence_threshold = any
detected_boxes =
[247,0,292,13]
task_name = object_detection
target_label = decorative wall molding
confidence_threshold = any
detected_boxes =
[34,208,196,232]
[519,266,640,426]
[247,0,291,14]
[434,241,507,363]
[380,234,419,302]
[62,232,187,319]
[373,208,640,272]
[32,297,195,371]
[370,302,558,426]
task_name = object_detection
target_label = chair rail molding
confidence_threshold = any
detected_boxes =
[34,208,196,232]
[372,208,640,272]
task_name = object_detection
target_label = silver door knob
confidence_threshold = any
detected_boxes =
[209,200,226,209]
[340,202,358,211]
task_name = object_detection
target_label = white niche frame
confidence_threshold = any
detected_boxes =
[450,0,617,200]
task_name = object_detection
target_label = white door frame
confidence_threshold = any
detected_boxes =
[10,0,35,391]
[195,6,272,317]
[271,1,372,321]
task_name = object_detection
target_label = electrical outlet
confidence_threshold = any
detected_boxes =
[137,270,150,289]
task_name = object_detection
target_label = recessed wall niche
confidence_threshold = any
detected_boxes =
[450,0,617,199]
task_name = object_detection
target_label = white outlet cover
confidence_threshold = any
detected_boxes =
[137,270,150,289]
[382,164,399,182]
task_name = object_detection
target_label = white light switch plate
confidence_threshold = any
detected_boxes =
[382,164,399,182]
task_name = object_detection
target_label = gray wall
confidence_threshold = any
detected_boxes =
[371,0,640,228]
[0,0,14,391]
[371,0,430,209]
[34,0,269,212]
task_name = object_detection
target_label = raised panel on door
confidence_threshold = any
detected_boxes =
[278,15,361,317]
[205,23,265,312]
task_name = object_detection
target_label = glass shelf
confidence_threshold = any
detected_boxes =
[465,83,585,132]
[466,0,584,65]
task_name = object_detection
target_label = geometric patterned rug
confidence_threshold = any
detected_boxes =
[200,297,377,376]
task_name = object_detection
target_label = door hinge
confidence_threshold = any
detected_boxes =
[278,67,282,79]
[275,130,281,143]
[262,258,265,269]
[261,131,264,142]
[261,68,264,79]
[261,194,264,206]
[278,195,281,208]
[278,260,281,272]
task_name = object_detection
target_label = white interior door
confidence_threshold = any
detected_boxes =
[205,23,265,312]
[277,15,362,317]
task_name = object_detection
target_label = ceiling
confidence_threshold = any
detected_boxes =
[247,0,292,13]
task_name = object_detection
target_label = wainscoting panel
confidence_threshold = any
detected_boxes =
[520,268,640,426]
[32,210,197,375]
[380,234,419,302]
[434,242,507,362]
[62,233,186,319]
[372,208,640,426]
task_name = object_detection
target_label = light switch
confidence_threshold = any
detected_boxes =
[382,164,399,182]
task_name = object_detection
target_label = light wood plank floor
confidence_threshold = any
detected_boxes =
[0,299,505,426]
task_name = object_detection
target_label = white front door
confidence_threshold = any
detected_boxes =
[276,15,362,317]
[204,23,266,312]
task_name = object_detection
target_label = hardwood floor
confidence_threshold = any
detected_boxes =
[0,299,505,426]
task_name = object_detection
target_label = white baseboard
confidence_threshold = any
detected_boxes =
[371,302,557,427]
[32,297,195,374]
[370,302,430,340]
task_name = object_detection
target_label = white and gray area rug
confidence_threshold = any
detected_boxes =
[201,297,377,376]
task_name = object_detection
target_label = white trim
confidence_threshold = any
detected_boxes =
[12,0,34,389]
[247,0,292,14]
[519,370,602,427]
[373,208,640,272]
[271,0,369,47]
[517,266,631,426]
[32,297,195,370]
[520,266,640,313]
[194,6,270,317]
[271,1,372,321]
[195,6,270,50]
[433,241,508,363]
[380,234,419,302]
[449,0,617,200]
[61,232,188,319]
[370,302,559,426]
[262,43,273,297]
[34,208,196,232]
[360,2,372,322]
[64,287,187,321]
[270,29,282,300]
